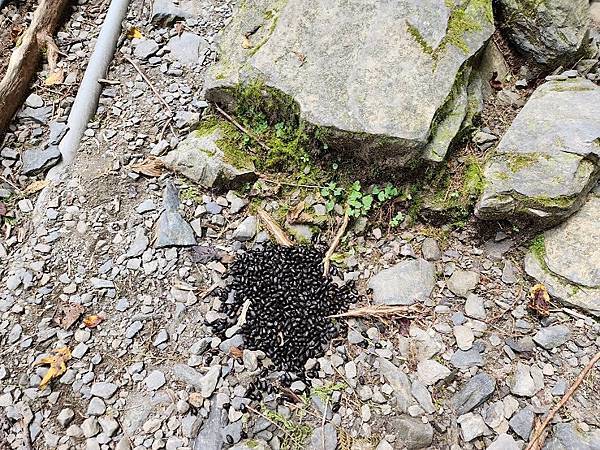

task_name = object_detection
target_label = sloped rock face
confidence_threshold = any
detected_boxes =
[496,0,590,69]
[205,0,494,167]
[160,126,257,190]
[524,189,600,317]
[476,78,600,226]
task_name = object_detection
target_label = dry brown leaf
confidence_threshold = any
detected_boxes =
[287,201,305,223]
[23,179,49,195]
[229,346,243,359]
[188,392,203,407]
[83,314,104,328]
[241,35,253,49]
[45,68,64,85]
[127,26,143,39]
[34,347,71,389]
[528,283,550,317]
[55,303,85,329]
[132,157,164,177]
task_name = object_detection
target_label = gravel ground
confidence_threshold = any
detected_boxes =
[1,1,599,450]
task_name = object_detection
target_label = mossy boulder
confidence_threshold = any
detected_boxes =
[160,123,257,190]
[496,0,590,70]
[524,190,600,317]
[475,78,600,227]
[204,0,494,167]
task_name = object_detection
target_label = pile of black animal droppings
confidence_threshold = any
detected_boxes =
[211,244,357,381]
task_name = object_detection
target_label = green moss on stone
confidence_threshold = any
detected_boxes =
[505,153,540,172]
[530,195,575,209]
[406,21,434,54]
[529,234,547,267]
[194,116,256,170]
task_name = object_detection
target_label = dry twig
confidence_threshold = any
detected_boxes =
[525,350,600,450]
[214,104,270,153]
[323,211,349,276]
[123,55,173,116]
[258,209,293,247]
[328,304,426,320]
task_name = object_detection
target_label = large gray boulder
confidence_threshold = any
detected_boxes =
[496,0,590,70]
[475,78,600,226]
[524,189,600,317]
[205,0,494,166]
[161,123,257,190]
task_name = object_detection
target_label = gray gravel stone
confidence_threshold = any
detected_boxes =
[509,408,534,440]
[533,325,571,350]
[145,370,166,391]
[133,39,159,59]
[421,237,441,261]
[543,422,600,450]
[378,357,415,413]
[450,347,484,369]
[447,270,479,297]
[487,433,520,450]
[156,182,197,248]
[167,32,208,66]
[416,359,450,386]
[90,382,118,399]
[86,398,106,416]
[386,415,433,450]
[368,258,436,305]
[125,321,143,339]
[509,363,538,397]
[232,216,257,241]
[464,293,486,320]
[57,408,75,427]
[458,412,489,441]
[451,373,496,415]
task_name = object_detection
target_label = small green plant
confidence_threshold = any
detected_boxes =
[320,182,344,213]
[389,212,405,228]
[346,181,373,218]
[179,186,202,203]
[311,382,347,402]
[262,407,312,450]
[372,184,399,202]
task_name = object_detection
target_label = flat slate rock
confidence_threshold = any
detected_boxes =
[496,0,590,69]
[524,191,600,317]
[21,146,62,175]
[161,126,257,190]
[205,0,493,166]
[476,78,600,227]
[368,258,436,305]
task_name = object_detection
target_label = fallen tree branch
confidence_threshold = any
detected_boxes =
[322,211,349,276]
[214,104,270,153]
[0,0,71,135]
[123,55,173,116]
[258,209,293,247]
[525,350,600,450]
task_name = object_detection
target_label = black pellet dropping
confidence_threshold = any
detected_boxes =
[210,244,357,383]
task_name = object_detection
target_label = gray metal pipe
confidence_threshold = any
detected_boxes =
[33,0,130,221]
[47,0,130,181]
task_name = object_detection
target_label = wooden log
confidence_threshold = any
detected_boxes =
[0,0,70,136]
